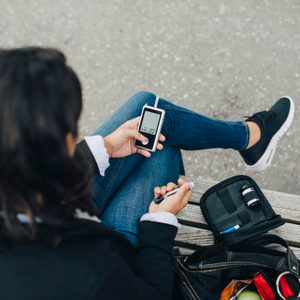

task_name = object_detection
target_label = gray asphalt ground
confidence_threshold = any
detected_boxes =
[1,0,299,194]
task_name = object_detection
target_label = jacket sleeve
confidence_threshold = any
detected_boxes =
[136,221,178,298]
[95,221,178,300]
[74,140,100,175]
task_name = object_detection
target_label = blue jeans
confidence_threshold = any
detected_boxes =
[90,91,249,246]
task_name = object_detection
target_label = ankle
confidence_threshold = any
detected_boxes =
[246,121,261,149]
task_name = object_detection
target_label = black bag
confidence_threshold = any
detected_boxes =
[174,234,300,300]
[200,175,284,245]
[173,176,299,300]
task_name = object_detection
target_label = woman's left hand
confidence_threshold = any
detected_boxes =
[103,117,165,158]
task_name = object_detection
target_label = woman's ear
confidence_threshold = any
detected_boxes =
[65,132,76,157]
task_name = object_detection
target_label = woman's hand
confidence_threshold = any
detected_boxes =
[103,117,165,158]
[148,178,192,215]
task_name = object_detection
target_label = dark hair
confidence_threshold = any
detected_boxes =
[0,47,95,240]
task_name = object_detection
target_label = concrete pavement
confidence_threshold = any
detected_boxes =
[1,0,299,194]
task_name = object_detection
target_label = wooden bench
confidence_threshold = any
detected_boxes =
[175,178,300,258]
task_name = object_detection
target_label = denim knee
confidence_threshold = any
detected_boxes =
[129,91,156,107]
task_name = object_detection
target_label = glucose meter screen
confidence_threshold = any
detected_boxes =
[140,111,160,135]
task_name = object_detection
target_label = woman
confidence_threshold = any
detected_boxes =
[0,47,294,300]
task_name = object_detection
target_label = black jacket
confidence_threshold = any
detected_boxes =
[0,141,179,300]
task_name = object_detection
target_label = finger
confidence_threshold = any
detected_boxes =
[159,134,166,142]
[161,186,167,195]
[180,193,192,210]
[154,187,161,197]
[123,117,141,129]
[125,129,148,144]
[156,143,163,150]
[180,197,189,210]
[137,148,151,158]
[181,190,192,205]
[175,183,191,199]
[177,178,185,186]
[166,182,178,192]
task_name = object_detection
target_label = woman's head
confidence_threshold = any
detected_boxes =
[0,47,94,240]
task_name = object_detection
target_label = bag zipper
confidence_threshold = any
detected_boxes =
[195,261,270,270]
[177,259,202,300]
[179,259,269,273]
[182,281,200,300]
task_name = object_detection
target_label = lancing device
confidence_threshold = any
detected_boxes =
[153,182,195,204]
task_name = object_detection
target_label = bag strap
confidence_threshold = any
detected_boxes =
[237,234,299,276]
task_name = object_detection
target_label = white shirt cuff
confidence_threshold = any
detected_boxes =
[140,212,181,229]
[84,135,110,176]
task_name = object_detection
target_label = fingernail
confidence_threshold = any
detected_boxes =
[185,183,190,190]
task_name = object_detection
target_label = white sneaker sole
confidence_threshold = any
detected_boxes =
[245,96,295,172]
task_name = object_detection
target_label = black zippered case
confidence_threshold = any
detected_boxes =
[200,175,285,245]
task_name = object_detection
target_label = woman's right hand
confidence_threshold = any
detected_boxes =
[148,178,192,215]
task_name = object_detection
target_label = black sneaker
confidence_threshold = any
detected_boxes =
[240,96,295,171]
